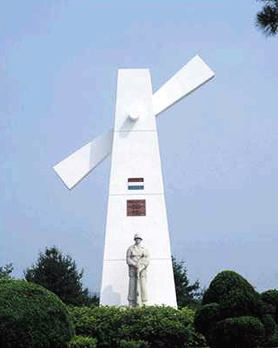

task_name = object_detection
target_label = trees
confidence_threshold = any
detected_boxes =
[0,263,13,279]
[25,246,97,306]
[172,256,201,309]
[256,0,278,36]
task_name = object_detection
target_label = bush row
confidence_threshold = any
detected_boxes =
[69,335,98,348]
[68,305,206,348]
[0,278,205,348]
[7,272,278,348]
[194,270,278,348]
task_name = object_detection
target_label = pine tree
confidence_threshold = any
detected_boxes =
[25,246,97,306]
[256,0,278,36]
[0,263,13,279]
[172,256,201,309]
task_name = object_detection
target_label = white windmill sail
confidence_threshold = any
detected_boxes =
[53,132,113,189]
[53,55,215,189]
[152,55,215,116]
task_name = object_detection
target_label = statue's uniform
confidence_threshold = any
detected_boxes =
[126,244,150,305]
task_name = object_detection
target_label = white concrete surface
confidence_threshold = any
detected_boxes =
[101,259,176,307]
[100,69,177,307]
[152,55,215,117]
[53,56,215,189]
[53,131,113,189]
[53,57,215,307]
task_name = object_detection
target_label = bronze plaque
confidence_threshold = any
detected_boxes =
[127,199,146,216]
[128,178,144,182]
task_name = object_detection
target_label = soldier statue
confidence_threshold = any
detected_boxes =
[126,234,150,307]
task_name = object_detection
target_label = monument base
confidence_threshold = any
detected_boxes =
[101,259,177,308]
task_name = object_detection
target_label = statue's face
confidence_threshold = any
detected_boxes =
[135,238,142,245]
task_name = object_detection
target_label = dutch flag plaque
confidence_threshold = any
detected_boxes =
[128,178,144,190]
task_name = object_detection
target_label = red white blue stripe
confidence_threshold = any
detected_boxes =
[128,178,144,190]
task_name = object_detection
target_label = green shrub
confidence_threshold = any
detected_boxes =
[261,289,278,307]
[261,314,277,343]
[180,306,196,323]
[0,279,74,348]
[254,299,276,319]
[194,271,278,347]
[69,306,119,346]
[184,323,207,347]
[202,270,260,319]
[118,339,147,348]
[194,303,221,336]
[265,327,278,347]
[69,305,201,347]
[69,336,97,348]
[212,316,265,348]
[261,289,278,322]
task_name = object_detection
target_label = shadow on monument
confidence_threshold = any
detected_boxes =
[101,285,121,305]
[119,116,136,137]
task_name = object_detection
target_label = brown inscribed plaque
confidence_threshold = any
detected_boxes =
[128,178,144,182]
[127,199,146,216]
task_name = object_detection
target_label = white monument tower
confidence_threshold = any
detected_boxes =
[53,55,215,307]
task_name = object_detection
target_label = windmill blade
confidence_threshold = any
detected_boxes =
[54,55,214,189]
[152,55,215,117]
[53,131,113,189]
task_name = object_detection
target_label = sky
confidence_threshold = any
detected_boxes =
[1,0,278,295]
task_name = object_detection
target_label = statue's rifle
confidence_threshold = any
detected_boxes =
[136,266,140,307]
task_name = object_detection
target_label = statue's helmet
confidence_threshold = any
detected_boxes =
[134,233,143,240]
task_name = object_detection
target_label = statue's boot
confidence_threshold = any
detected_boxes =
[129,301,136,307]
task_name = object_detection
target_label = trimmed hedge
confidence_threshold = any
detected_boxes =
[265,328,278,347]
[261,314,277,342]
[118,339,147,348]
[0,279,74,348]
[194,303,221,336]
[194,270,278,348]
[202,270,260,319]
[69,336,97,348]
[261,289,278,321]
[212,316,265,348]
[69,305,206,347]
[261,289,278,307]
